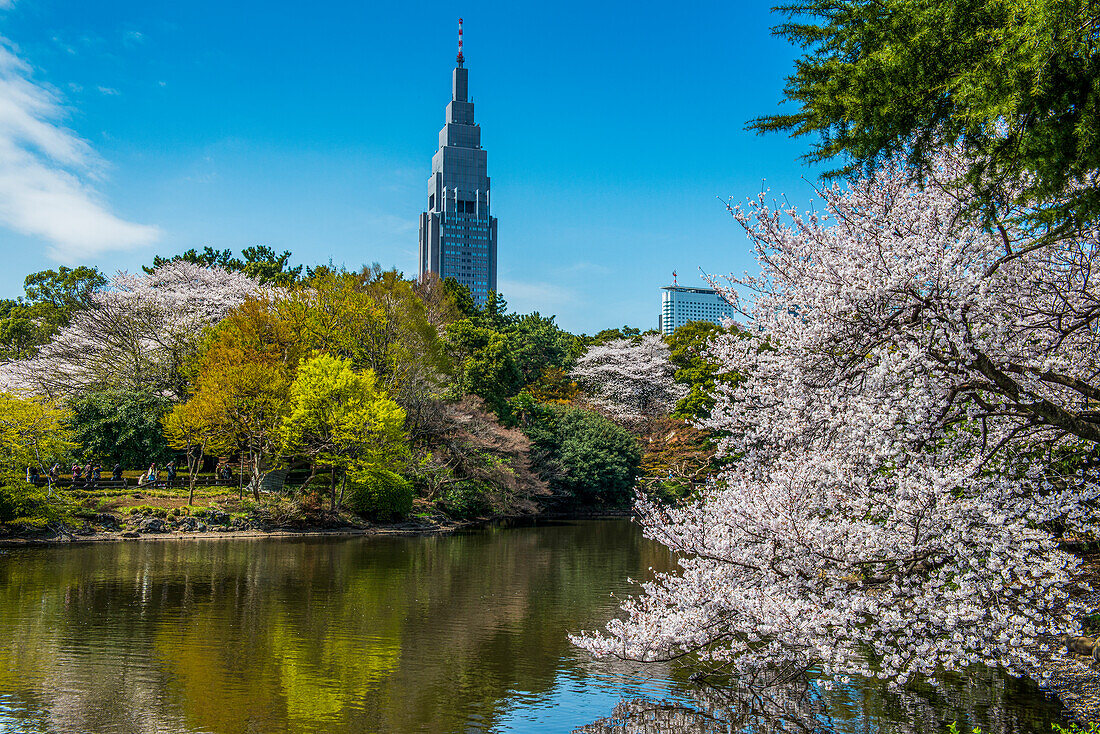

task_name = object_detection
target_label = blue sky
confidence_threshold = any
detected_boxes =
[0,0,818,334]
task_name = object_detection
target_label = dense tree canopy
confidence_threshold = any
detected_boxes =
[148,245,302,286]
[755,0,1100,230]
[0,255,654,525]
[0,266,106,359]
[526,403,642,506]
[66,389,173,468]
[280,353,408,511]
[666,321,741,420]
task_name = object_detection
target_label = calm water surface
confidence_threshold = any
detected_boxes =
[0,519,1072,733]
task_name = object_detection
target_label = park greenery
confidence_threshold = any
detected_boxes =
[0,253,732,531]
[6,0,1100,712]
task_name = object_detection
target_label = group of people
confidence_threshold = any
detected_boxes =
[136,461,177,487]
[26,460,179,488]
[23,459,246,489]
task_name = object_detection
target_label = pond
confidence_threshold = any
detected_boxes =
[0,519,1072,733]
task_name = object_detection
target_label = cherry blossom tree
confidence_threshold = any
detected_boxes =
[574,154,1100,686]
[570,335,687,424]
[0,262,262,400]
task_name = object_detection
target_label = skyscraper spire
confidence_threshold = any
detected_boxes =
[419,23,498,306]
[456,18,464,67]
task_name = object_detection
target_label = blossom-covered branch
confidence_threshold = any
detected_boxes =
[574,153,1100,684]
[0,262,262,399]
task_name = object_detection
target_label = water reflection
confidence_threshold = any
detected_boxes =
[0,520,1071,733]
[574,668,1067,734]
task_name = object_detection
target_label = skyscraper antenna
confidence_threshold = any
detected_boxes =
[456,18,464,66]
[673,270,678,286]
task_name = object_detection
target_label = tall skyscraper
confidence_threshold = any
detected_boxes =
[418,20,498,305]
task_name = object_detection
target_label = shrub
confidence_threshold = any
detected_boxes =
[441,479,492,520]
[0,475,71,525]
[524,404,642,506]
[125,505,168,518]
[346,469,413,521]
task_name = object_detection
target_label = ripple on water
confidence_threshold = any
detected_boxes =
[0,521,1074,734]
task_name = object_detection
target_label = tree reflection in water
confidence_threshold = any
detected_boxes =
[576,667,1068,734]
[0,520,1071,734]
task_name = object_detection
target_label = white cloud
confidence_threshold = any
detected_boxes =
[96,86,119,96]
[0,41,159,260]
[0,1,14,9]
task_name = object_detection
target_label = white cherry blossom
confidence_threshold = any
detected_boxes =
[574,155,1099,685]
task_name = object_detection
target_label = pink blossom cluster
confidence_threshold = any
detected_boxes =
[0,261,262,398]
[574,156,1100,685]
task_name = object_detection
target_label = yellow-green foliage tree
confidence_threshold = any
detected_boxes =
[278,268,450,439]
[280,353,408,513]
[162,397,217,505]
[0,392,73,475]
[0,392,73,523]
[176,297,301,500]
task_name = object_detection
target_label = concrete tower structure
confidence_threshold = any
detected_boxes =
[418,19,498,305]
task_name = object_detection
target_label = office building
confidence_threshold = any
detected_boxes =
[418,20,498,305]
[659,278,733,335]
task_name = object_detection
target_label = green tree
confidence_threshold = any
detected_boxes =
[280,353,408,512]
[506,313,576,387]
[445,321,523,421]
[22,266,106,313]
[0,301,42,360]
[754,0,1100,230]
[162,396,218,505]
[181,297,301,499]
[440,277,478,321]
[0,392,74,525]
[66,390,173,468]
[240,245,302,286]
[0,266,106,359]
[666,321,742,420]
[147,246,302,285]
[0,392,73,475]
[525,403,642,506]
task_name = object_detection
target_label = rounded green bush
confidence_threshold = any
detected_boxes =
[346,469,413,521]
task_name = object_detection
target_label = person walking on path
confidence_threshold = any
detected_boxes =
[112,462,123,482]
[49,463,60,481]
[165,461,177,487]
[71,464,82,484]
[147,463,158,487]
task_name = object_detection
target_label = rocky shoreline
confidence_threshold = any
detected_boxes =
[0,508,632,547]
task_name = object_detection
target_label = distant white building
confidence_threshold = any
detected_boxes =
[659,281,733,335]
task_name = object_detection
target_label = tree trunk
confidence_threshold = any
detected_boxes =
[187,443,204,507]
[329,466,337,512]
[303,463,317,494]
[251,450,261,502]
[337,470,347,512]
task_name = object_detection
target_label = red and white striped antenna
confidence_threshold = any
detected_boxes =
[456,18,464,66]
